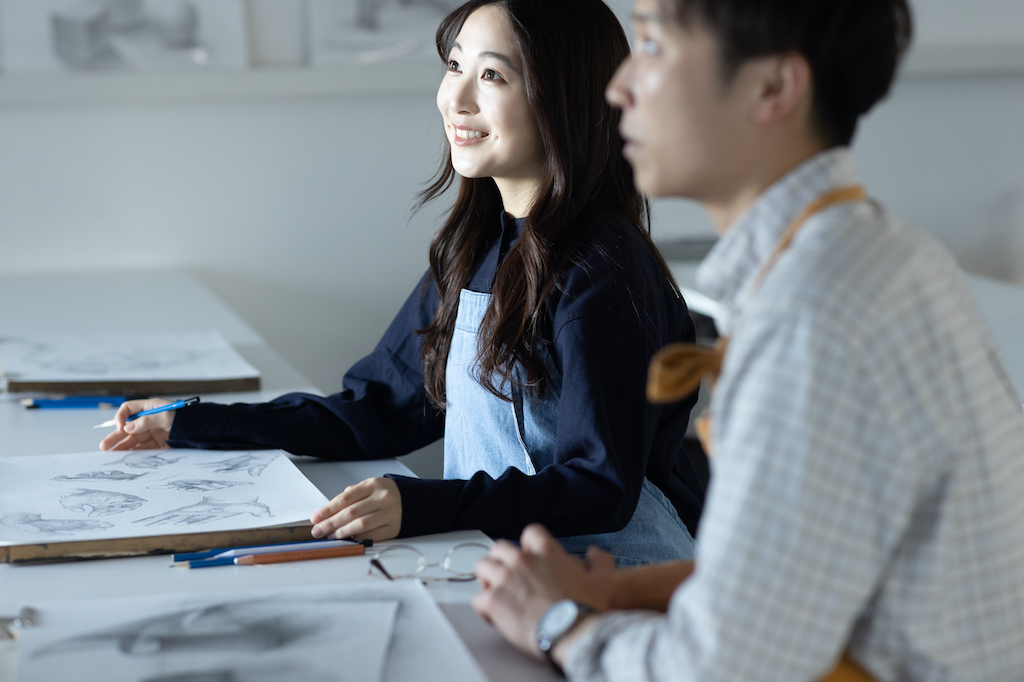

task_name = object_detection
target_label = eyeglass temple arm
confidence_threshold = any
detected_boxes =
[371,558,396,580]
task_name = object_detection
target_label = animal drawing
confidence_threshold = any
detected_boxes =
[106,452,185,470]
[133,497,273,527]
[53,470,145,482]
[0,513,114,536]
[146,479,255,493]
[60,489,147,517]
[196,452,277,477]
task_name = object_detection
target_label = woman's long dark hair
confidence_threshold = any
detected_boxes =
[418,0,678,408]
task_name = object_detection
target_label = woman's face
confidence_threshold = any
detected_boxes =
[437,5,545,211]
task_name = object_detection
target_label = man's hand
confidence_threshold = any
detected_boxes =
[471,524,615,661]
[310,477,402,543]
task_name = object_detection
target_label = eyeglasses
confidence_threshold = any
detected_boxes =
[367,542,491,583]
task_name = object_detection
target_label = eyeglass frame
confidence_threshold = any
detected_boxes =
[367,541,492,583]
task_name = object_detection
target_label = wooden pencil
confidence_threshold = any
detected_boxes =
[235,543,366,565]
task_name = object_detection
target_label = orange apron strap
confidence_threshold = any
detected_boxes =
[819,654,877,682]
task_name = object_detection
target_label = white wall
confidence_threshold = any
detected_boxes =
[0,1,1022,477]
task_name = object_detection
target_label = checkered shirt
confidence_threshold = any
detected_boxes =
[565,148,1024,682]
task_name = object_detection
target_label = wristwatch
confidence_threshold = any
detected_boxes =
[535,600,595,676]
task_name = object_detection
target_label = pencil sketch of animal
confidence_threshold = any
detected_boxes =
[0,513,114,536]
[60,489,147,517]
[196,452,276,477]
[146,479,256,493]
[106,451,185,470]
[28,598,322,661]
[133,497,272,527]
[53,470,145,482]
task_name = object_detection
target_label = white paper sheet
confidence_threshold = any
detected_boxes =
[0,450,328,546]
[15,581,488,682]
[0,331,259,383]
[17,588,399,682]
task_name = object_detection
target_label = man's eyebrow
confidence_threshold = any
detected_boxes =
[449,41,520,73]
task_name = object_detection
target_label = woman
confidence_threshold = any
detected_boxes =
[101,0,704,566]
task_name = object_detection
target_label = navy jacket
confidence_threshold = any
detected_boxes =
[169,212,705,540]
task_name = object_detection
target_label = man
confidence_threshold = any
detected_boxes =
[471,0,1024,680]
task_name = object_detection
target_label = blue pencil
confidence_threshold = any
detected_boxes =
[92,396,200,429]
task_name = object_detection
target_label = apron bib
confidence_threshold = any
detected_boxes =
[445,289,696,566]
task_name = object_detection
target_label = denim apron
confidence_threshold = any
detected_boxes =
[444,288,696,566]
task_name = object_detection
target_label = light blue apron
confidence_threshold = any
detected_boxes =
[444,289,696,566]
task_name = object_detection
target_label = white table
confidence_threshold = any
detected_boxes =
[0,270,556,682]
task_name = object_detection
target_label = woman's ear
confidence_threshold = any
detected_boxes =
[747,52,813,127]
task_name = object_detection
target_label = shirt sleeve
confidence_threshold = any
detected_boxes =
[167,272,445,460]
[393,242,692,540]
[563,305,921,682]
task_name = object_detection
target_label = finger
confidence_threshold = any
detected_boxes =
[487,538,525,566]
[311,496,383,538]
[585,546,615,573]
[114,399,163,430]
[473,555,513,590]
[311,481,376,522]
[520,523,559,555]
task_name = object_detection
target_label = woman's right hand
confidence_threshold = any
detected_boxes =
[98,398,176,451]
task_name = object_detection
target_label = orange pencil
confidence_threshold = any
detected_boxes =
[235,543,366,565]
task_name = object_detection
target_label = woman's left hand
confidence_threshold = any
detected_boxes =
[310,477,402,542]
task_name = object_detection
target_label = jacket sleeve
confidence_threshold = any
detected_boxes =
[168,272,445,460]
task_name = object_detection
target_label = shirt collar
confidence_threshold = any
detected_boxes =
[695,147,861,334]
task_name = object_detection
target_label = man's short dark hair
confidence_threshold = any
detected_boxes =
[661,0,913,146]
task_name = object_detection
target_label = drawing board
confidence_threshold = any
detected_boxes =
[0,330,260,394]
[15,581,488,682]
[17,588,399,682]
[0,450,328,547]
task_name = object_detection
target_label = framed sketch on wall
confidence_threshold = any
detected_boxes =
[0,0,249,73]
[308,0,462,67]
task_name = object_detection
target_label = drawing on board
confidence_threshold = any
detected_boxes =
[196,452,276,477]
[32,600,320,658]
[134,497,272,527]
[0,0,249,74]
[309,0,462,66]
[147,479,255,493]
[19,590,402,682]
[107,451,186,470]
[60,489,147,517]
[0,450,327,547]
[0,512,114,536]
[53,470,146,482]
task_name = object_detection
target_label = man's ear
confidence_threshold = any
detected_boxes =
[748,52,813,127]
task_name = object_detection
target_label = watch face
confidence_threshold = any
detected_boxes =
[538,600,579,642]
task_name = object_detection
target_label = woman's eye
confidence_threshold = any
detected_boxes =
[448,59,461,72]
[641,39,658,55]
[482,68,504,81]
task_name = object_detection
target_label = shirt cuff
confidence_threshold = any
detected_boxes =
[563,611,665,682]
[166,402,229,447]
[387,475,462,538]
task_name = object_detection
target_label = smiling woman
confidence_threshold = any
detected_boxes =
[101,0,706,568]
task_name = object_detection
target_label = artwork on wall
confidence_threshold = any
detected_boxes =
[308,0,462,66]
[0,0,249,73]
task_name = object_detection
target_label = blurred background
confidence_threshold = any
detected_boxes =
[0,0,1021,475]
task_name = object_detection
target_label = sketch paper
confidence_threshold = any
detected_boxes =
[16,581,488,682]
[0,0,249,73]
[0,450,328,546]
[18,588,399,682]
[308,0,462,66]
[0,330,260,393]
